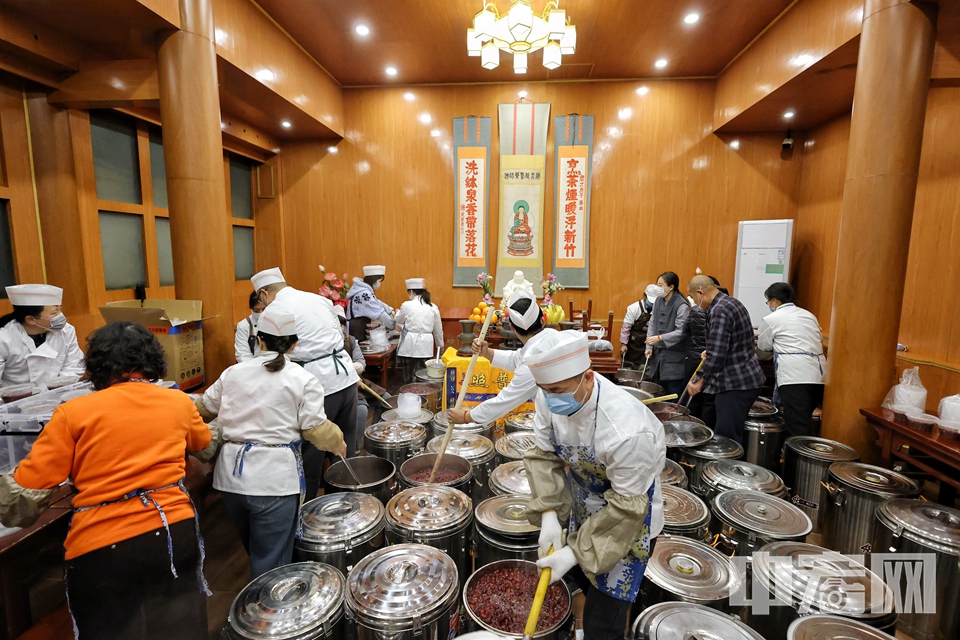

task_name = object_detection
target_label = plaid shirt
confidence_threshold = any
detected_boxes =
[700,292,766,393]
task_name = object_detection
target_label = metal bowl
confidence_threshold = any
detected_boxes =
[649,402,691,418]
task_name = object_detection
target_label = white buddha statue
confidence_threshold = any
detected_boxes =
[501,270,536,302]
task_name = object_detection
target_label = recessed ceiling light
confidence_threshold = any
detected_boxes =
[419,113,432,124]
[730,140,740,150]
[430,129,441,137]
[281,120,292,129]
[404,92,415,101]
[518,90,528,98]
[355,24,370,36]
[328,146,338,154]
[655,59,668,69]
[684,13,700,24]
[783,110,795,119]
[220,121,228,130]
[636,85,649,96]
[385,66,398,76]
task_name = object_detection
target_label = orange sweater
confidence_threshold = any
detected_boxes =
[15,382,211,560]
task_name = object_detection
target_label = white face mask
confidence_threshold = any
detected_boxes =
[409,292,416,300]
[373,281,381,290]
[251,312,262,323]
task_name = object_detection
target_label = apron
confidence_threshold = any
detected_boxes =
[624,302,651,369]
[771,351,824,404]
[226,438,307,538]
[294,348,349,376]
[551,384,655,602]
[246,317,257,356]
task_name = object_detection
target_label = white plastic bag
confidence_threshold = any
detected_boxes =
[939,394,960,422]
[882,367,927,412]
[397,393,421,419]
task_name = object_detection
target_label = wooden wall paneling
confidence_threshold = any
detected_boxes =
[47,60,161,110]
[0,4,93,87]
[254,154,285,275]
[136,123,161,292]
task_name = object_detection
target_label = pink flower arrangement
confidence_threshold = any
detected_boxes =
[477,272,495,300]
[541,273,564,305]
[319,266,351,306]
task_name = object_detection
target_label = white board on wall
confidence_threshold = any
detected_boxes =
[734,219,794,328]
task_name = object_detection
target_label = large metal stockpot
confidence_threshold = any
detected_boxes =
[872,498,960,640]
[474,495,540,566]
[427,434,497,501]
[646,401,691,420]
[787,615,898,640]
[398,382,442,413]
[384,486,473,583]
[663,418,713,451]
[363,421,426,468]
[660,459,688,489]
[711,490,812,557]
[344,544,460,640]
[700,459,788,504]
[294,493,386,575]
[504,410,536,434]
[743,415,787,473]
[490,460,532,496]
[495,431,537,466]
[661,485,711,541]
[325,457,396,506]
[781,436,860,534]
[674,436,744,497]
[633,602,765,640]
[224,562,345,640]
[430,411,494,442]
[639,535,743,612]
[398,453,474,500]
[820,462,920,556]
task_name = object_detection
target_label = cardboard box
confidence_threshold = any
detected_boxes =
[99,300,207,390]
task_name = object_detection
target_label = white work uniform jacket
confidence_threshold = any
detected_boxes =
[0,321,85,387]
[757,303,826,387]
[395,297,443,359]
[469,329,558,425]
[203,353,327,496]
[234,314,260,363]
[268,287,359,395]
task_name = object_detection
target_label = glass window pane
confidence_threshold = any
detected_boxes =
[155,216,174,287]
[99,211,146,290]
[229,155,253,219]
[90,111,142,205]
[0,200,16,297]
[233,226,255,281]
[149,127,168,209]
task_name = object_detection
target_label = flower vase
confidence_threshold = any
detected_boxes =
[457,319,478,357]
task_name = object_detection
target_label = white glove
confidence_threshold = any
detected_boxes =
[538,510,563,559]
[536,546,578,584]
[353,362,364,374]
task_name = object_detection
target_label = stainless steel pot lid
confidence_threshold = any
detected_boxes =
[431,412,487,430]
[382,408,434,424]
[495,431,538,460]
[785,436,859,462]
[749,398,778,417]
[633,602,763,640]
[490,461,532,495]
[475,495,539,535]
[660,459,687,487]
[365,421,426,445]
[300,493,384,545]
[662,486,710,528]
[712,490,811,538]
[228,562,344,639]
[427,433,495,462]
[663,420,713,448]
[786,615,897,640]
[644,536,742,602]
[752,542,894,619]
[702,460,786,495]
[743,416,786,432]
[346,543,458,625]
[687,436,744,460]
[505,410,536,430]
[386,485,472,532]
[829,462,919,497]
[875,498,960,553]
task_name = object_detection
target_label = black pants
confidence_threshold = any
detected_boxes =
[65,519,207,640]
[778,383,824,438]
[400,357,427,384]
[303,383,359,499]
[713,388,761,443]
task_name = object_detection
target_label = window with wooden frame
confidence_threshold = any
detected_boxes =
[225,153,257,281]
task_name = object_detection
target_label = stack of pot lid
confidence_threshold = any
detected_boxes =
[752,542,894,622]
[346,544,458,631]
[875,498,960,554]
[744,415,785,432]
[687,436,744,460]
[644,536,742,604]
[713,490,812,540]
[702,460,787,496]
[427,433,495,464]
[662,486,710,532]
[787,615,897,640]
[386,486,472,539]
[505,410,536,432]
[365,421,426,447]
[829,462,919,498]
[226,562,344,639]
[300,493,385,550]
[785,436,859,462]
[633,602,763,640]
[381,408,434,424]
[495,431,538,462]
[475,495,539,536]
[663,419,713,448]
[660,459,688,488]
[749,397,778,417]
[490,460,532,496]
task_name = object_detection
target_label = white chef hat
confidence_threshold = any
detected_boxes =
[405,278,425,290]
[251,267,286,291]
[5,284,63,307]
[258,309,297,337]
[507,288,542,330]
[333,305,346,321]
[363,265,386,277]
[524,331,591,385]
[645,284,664,300]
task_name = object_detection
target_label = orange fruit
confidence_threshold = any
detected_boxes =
[472,307,481,315]
[479,301,488,309]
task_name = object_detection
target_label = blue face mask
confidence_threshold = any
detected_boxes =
[768,302,777,313]
[544,373,587,416]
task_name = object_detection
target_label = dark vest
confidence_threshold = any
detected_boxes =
[650,293,689,381]
[624,301,652,367]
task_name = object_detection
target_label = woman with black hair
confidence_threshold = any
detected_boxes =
[234,290,266,363]
[345,264,396,342]
[395,277,444,383]
[195,308,347,580]
[644,271,691,397]
[0,321,213,639]
[0,284,84,387]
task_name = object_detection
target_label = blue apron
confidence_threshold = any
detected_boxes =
[226,438,307,538]
[771,351,824,404]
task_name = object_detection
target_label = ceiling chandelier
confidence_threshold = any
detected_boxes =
[467,0,577,74]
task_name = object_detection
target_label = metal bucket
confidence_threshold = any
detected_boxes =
[700,459,788,506]
[495,431,537,466]
[661,486,711,541]
[673,436,744,498]
[638,535,743,613]
[427,434,497,502]
[490,461,532,496]
[397,453,474,500]
[711,490,811,558]
[474,495,540,567]
[363,421,426,469]
[399,382,442,413]
[647,401,690,419]
[781,436,860,534]
[430,411,494,442]
[787,615,900,640]
[633,602,764,640]
[324,456,396,506]
[619,384,661,402]
[504,410,536,434]
[743,416,786,472]
[660,459,689,490]
[294,493,385,575]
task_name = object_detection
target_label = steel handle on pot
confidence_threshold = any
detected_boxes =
[821,481,844,506]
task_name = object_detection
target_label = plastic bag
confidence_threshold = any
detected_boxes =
[939,394,960,422]
[882,367,927,411]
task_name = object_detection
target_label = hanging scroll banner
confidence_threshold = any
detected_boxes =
[453,116,492,286]
[496,102,551,296]
[552,114,594,288]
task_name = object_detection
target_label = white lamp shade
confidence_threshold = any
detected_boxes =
[547,9,566,39]
[528,17,550,47]
[559,24,577,54]
[474,8,497,38]
[493,17,513,45]
[514,52,528,74]
[467,29,482,56]
[481,41,500,69]
[508,2,534,41]
[542,41,561,69]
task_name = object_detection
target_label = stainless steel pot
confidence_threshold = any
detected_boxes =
[639,535,743,612]
[619,384,662,402]
[872,498,960,640]
[504,410,536,434]
[381,408,433,425]
[663,417,713,450]
[363,421,426,468]
[463,559,574,640]
[430,410,493,441]
[398,453,474,500]
[820,462,920,556]
[781,436,860,534]
[474,495,540,566]
[701,459,788,505]
[398,382,442,413]
[711,490,811,558]
[325,456,396,506]
[660,459,688,489]
[294,493,386,575]
[224,562,345,640]
[495,431,537,466]
[427,434,497,502]
[384,485,473,584]
[344,544,460,640]
[743,415,786,472]
[787,615,898,640]
[661,486,711,541]
[647,401,690,419]
[633,602,764,640]
[749,397,778,418]
[673,436,744,497]
[490,460,531,496]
